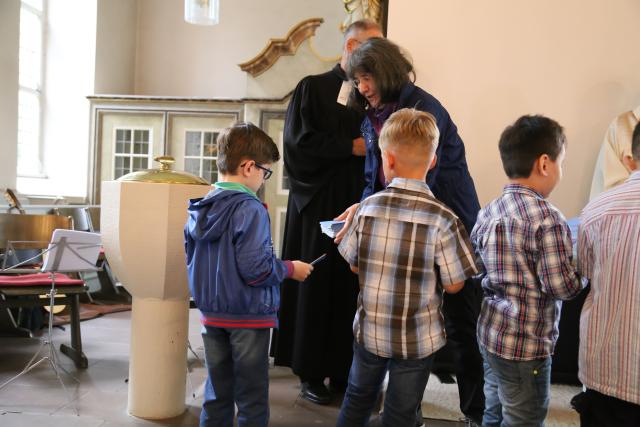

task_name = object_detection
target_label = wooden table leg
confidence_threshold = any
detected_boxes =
[60,293,88,369]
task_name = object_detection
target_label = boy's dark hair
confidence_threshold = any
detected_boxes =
[498,115,566,179]
[216,122,280,175]
[347,38,415,111]
[632,121,640,160]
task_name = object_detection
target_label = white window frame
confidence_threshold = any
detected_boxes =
[17,0,47,178]
[275,129,289,196]
[183,128,220,183]
[112,127,153,179]
[274,206,287,257]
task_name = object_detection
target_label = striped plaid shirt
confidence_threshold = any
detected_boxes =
[578,171,640,405]
[471,184,583,361]
[338,178,477,359]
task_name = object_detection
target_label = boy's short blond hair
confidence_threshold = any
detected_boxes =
[379,108,440,160]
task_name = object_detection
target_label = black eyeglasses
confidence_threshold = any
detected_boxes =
[240,161,273,180]
[255,163,273,180]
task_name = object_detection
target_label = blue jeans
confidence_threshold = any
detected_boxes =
[200,326,270,427]
[337,342,433,427]
[480,345,551,427]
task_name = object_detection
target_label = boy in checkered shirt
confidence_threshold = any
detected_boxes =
[336,108,478,426]
[471,115,584,426]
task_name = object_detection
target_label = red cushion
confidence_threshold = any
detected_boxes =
[0,273,84,287]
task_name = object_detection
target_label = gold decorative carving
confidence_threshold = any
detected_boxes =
[239,18,324,77]
[341,0,384,32]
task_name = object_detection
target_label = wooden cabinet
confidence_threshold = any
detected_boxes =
[88,96,290,255]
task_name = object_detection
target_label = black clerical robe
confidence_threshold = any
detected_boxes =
[271,64,364,383]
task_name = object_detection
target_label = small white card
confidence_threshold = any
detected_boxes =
[319,220,346,239]
[336,81,351,106]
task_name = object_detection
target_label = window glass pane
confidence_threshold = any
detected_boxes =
[185,131,201,156]
[133,141,149,155]
[133,132,149,154]
[23,0,43,10]
[203,132,217,157]
[17,89,40,176]
[132,157,148,171]
[203,159,217,183]
[115,129,132,153]
[134,130,149,143]
[18,7,42,90]
[114,156,130,179]
[185,158,200,176]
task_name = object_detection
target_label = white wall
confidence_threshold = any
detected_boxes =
[0,0,20,192]
[388,0,640,217]
[134,0,346,97]
[94,0,137,94]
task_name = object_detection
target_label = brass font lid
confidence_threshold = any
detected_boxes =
[117,156,210,185]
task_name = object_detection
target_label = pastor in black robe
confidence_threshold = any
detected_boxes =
[271,64,364,384]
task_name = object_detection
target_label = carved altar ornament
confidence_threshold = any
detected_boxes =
[341,0,384,32]
[238,18,324,77]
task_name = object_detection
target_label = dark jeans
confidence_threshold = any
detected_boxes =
[200,326,270,427]
[337,343,434,427]
[572,389,640,427]
[480,345,551,427]
[440,277,485,421]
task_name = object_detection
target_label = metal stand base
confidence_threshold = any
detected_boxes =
[0,279,80,415]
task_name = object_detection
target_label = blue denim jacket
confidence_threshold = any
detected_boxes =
[184,187,290,328]
[361,82,480,232]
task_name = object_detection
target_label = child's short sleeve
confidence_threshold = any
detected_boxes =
[338,215,359,268]
[435,217,478,287]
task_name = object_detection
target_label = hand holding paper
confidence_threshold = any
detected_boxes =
[319,220,345,239]
[332,202,359,243]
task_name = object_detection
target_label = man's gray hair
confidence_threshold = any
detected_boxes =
[343,19,382,40]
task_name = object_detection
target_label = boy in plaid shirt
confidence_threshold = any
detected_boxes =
[336,108,478,427]
[471,115,584,426]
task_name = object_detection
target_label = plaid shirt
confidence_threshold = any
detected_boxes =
[471,184,583,361]
[338,178,477,359]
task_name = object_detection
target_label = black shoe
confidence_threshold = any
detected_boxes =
[301,381,331,405]
[329,378,348,393]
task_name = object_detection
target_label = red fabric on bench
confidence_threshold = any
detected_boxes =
[0,273,84,287]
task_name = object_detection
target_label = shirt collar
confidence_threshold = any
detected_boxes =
[214,181,258,199]
[333,63,348,81]
[387,177,433,196]
[503,183,545,199]
[633,105,640,121]
[628,170,640,182]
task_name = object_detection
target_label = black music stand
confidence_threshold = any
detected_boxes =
[0,229,101,413]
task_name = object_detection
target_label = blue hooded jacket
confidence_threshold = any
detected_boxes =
[184,186,292,328]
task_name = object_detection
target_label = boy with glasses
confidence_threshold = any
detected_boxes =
[185,122,313,427]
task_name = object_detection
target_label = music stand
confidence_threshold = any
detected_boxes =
[0,229,101,413]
